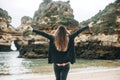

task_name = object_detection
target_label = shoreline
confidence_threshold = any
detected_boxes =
[0,67,120,80]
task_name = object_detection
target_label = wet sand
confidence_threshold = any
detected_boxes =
[68,68,120,80]
[16,67,120,80]
[0,67,120,80]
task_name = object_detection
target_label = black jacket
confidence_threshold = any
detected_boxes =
[33,26,89,64]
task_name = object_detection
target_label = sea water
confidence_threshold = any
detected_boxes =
[0,51,49,80]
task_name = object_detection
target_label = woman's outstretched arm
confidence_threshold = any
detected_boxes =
[28,26,53,40]
[70,22,94,38]
[33,29,53,40]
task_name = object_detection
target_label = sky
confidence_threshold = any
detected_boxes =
[0,0,115,28]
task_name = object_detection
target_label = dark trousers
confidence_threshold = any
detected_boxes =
[54,64,70,80]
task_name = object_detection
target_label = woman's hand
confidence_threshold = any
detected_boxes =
[27,25,33,31]
[88,22,94,28]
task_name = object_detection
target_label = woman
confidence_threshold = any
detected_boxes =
[28,22,94,80]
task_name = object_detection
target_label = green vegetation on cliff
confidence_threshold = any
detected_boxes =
[0,8,9,19]
[33,0,78,28]
[80,1,119,35]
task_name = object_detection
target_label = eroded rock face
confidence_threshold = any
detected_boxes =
[74,1,120,59]
[12,1,120,59]
[0,8,17,51]
[74,32,120,59]
[16,0,79,58]
[13,16,49,58]
[0,1,120,59]
[33,0,79,27]
[0,9,32,51]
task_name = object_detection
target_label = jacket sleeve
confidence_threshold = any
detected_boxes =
[68,38,76,64]
[70,51,76,64]
[71,26,89,39]
[33,29,53,40]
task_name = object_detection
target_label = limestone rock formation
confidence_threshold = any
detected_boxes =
[76,1,120,59]
[33,0,79,28]
[0,8,19,51]
[0,0,120,59]
[17,0,79,58]
[0,9,33,51]
[18,0,120,59]
[15,16,49,58]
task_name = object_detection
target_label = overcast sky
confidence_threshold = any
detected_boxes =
[0,0,115,28]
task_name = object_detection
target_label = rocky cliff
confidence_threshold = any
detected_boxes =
[18,0,120,59]
[0,8,18,51]
[15,0,79,58]
[0,0,120,59]
[76,0,120,59]
[0,0,78,57]
[0,9,33,51]
[32,0,79,29]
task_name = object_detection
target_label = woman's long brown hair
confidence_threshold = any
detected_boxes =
[54,25,69,52]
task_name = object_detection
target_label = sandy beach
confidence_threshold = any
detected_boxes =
[1,67,120,80]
